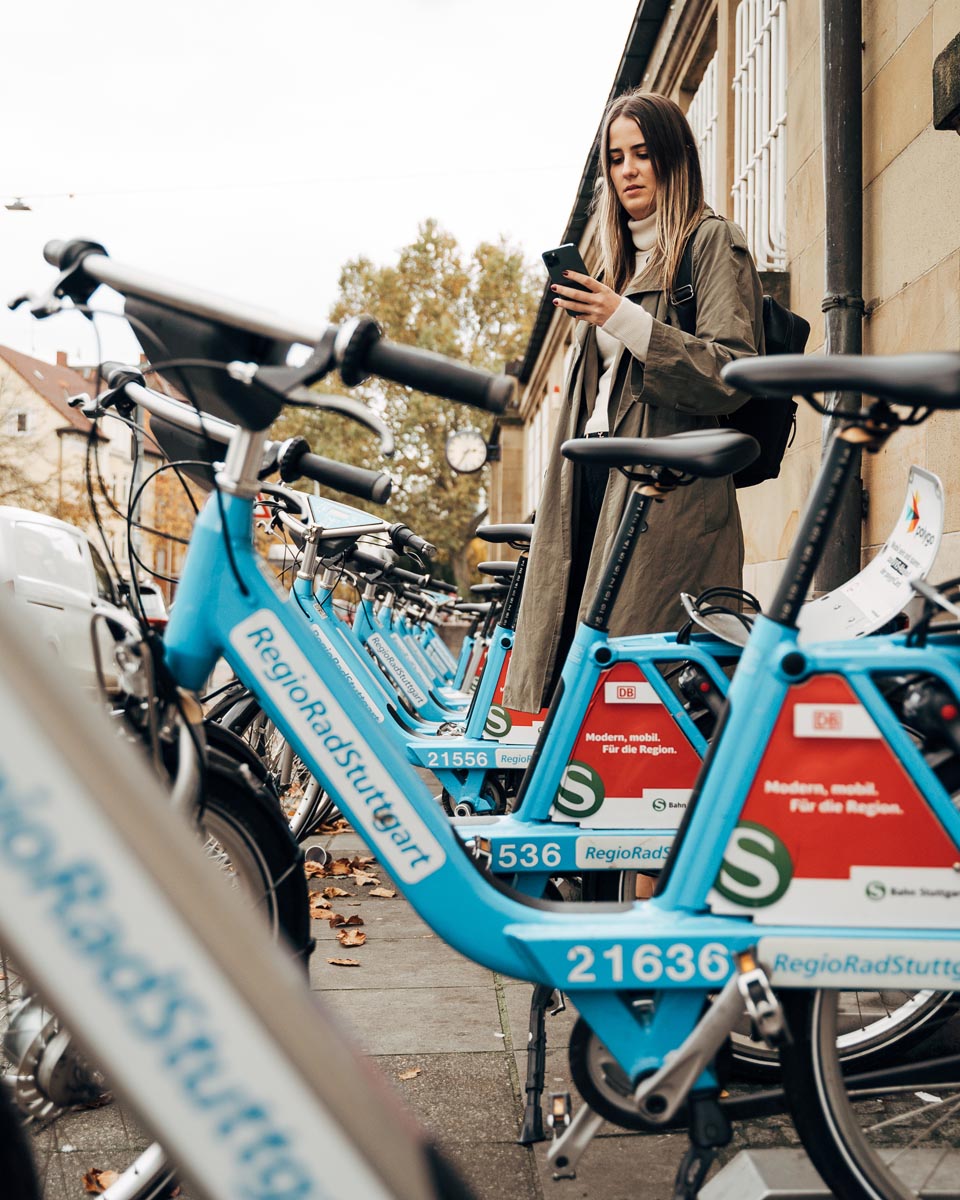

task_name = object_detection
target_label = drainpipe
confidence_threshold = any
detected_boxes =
[815,0,865,593]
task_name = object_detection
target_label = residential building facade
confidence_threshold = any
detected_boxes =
[0,344,195,598]
[494,0,960,603]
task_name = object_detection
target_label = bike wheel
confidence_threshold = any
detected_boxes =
[0,1081,40,1200]
[780,989,960,1199]
[210,695,336,839]
[200,738,313,966]
[729,988,957,1080]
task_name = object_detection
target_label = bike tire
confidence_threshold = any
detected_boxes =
[201,736,313,967]
[0,1081,40,1200]
[208,694,336,840]
[778,988,960,1200]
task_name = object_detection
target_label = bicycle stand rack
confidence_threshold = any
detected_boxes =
[701,1146,960,1196]
[699,1149,828,1198]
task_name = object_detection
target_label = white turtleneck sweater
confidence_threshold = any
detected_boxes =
[583,211,657,435]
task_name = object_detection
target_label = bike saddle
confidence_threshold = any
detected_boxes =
[477,561,518,580]
[561,428,760,478]
[723,352,960,408]
[453,602,492,615]
[470,582,508,598]
[476,523,534,549]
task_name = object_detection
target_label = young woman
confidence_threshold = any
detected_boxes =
[504,89,764,715]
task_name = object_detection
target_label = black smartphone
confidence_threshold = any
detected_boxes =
[542,244,592,294]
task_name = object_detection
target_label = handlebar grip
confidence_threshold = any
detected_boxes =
[429,579,459,596]
[366,339,513,412]
[392,566,430,587]
[336,317,513,414]
[298,452,392,505]
[278,437,392,504]
[389,522,437,560]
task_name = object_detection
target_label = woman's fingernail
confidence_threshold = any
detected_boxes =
[562,270,570,277]
[553,298,560,306]
[551,284,557,291]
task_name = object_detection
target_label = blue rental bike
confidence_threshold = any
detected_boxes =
[20,238,960,1200]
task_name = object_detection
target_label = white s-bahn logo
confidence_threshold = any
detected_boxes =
[714,821,793,908]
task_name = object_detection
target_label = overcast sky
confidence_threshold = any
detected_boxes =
[0,0,639,367]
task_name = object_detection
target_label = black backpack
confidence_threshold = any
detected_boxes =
[669,232,810,489]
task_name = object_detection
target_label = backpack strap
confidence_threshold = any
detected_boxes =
[670,236,698,336]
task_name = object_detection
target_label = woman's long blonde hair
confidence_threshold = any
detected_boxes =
[595,90,705,297]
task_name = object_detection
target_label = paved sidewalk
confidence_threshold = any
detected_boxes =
[305,826,801,1200]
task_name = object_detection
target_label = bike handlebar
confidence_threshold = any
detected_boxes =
[40,241,514,415]
[427,579,459,596]
[277,437,392,505]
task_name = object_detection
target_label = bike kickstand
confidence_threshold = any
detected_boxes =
[672,1093,731,1200]
[518,982,554,1143]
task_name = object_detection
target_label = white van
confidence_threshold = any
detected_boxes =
[0,507,126,693]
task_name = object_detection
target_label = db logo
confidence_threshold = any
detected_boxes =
[813,709,843,731]
[616,685,637,701]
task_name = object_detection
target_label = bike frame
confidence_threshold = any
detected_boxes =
[162,422,960,1100]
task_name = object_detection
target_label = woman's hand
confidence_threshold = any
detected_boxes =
[551,271,622,326]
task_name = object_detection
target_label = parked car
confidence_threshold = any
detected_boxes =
[126,579,168,630]
[0,506,126,693]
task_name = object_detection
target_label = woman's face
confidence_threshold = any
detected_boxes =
[607,115,658,220]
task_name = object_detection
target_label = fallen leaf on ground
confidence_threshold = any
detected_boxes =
[308,895,331,915]
[328,913,364,928]
[336,928,366,947]
[304,861,328,879]
[370,887,397,899]
[83,1169,120,1193]
[330,858,353,876]
[327,957,361,967]
[319,818,350,835]
[351,854,376,867]
[353,871,380,887]
[397,1068,422,1081]
[322,886,351,898]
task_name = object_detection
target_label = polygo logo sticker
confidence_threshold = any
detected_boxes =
[905,490,921,534]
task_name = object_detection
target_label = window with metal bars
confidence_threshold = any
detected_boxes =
[687,49,720,212]
[733,0,788,269]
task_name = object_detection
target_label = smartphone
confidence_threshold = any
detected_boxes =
[542,244,592,294]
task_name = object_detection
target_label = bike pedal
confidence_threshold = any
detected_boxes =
[546,1091,572,1136]
[735,951,789,1049]
[465,837,492,871]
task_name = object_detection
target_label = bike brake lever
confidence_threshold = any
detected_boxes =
[911,577,960,620]
[282,390,396,458]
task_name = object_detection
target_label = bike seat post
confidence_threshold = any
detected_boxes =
[499,554,530,633]
[585,483,653,633]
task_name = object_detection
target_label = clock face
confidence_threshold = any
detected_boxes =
[445,429,488,474]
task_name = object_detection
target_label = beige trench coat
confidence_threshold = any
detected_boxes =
[504,211,764,713]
